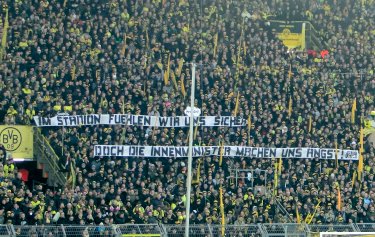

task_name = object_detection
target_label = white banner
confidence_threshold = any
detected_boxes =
[33,115,247,127]
[94,145,359,160]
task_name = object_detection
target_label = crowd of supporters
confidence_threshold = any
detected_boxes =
[0,0,374,230]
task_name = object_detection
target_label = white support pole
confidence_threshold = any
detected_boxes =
[62,126,64,157]
[185,63,196,237]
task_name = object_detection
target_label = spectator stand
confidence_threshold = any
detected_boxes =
[0,0,374,234]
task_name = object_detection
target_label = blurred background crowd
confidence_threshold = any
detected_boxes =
[0,0,374,229]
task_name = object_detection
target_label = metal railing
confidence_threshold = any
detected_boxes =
[64,225,119,237]
[33,128,67,186]
[117,224,164,236]
[13,225,66,237]
[0,223,374,237]
[308,223,358,233]
[164,224,212,237]
[261,223,309,237]
[211,224,263,237]
[0,225,13,237]
[355,223,375,232]
[273,197,294,223]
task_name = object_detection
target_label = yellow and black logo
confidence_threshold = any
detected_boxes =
[0,127,22,151]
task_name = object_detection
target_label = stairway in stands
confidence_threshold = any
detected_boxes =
[33,129,67,187]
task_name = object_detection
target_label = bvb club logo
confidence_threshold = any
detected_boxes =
[0,127,22,151]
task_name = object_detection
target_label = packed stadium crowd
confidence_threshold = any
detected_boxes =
[0,0,374,230]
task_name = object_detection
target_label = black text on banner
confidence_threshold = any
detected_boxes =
[93,145,359,160]
[33,115,247,127]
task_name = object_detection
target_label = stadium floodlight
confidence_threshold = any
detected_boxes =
[184,106,201,117]
[184,63,197,237]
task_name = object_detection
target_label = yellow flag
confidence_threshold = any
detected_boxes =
[307,201,321,224]
[296,205,301,224]
[185,130,190,144]
[213,33,218,57]
[337,187,342,211]
[121,97,125,114]
[176,58,184,77]
[121,34,127,57]
[166,53,171,79]
[358,154,363,181]
[274,161,278,195]
[304,213,312,223]
[164,54,170,86]
[351,98,357,124]
[163,71,168,86]
[180,74,186,97]
[170,71,178,91]
[351,171,357,188]
[247,115,252,145]
[67,161,76,189]
[247,115,252,133]
[156,61,163,70]
[219,142,224,166]
[145,29,149,49]
[71,65,76,80]
[360,126,364,152]
[96,69,100,81]
[72,163,76,189]
[219,186,225,236]
[143,53,148,69]
[308,115,312,133]
[243,41,247,56]
[193,124,199,140]
[278,157,282,175]
[3,8,9,36]
[288,64,292,79]
[358,126,364,181]
[288,96,292,117]
[196,159,201,183]
[66,164,73,187]
[234,93,240,116]
[1,8,8,49]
